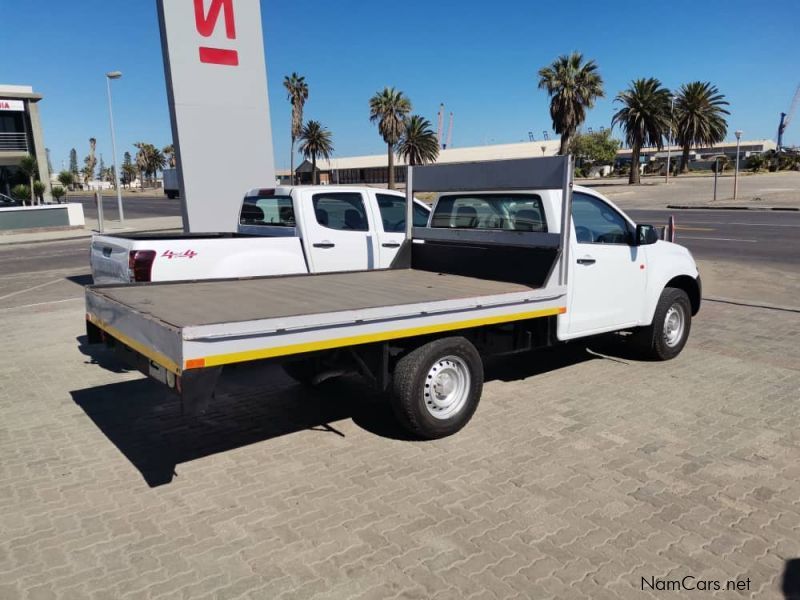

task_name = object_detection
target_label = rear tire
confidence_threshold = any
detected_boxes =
[391,337,483,439]
[635,287,692,360]
[281,359,318,385]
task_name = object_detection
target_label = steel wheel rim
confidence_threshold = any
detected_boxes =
[663,303,685,348]
[423,355,471,420]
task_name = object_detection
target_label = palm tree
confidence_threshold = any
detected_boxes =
[674,81,729,174]
[298,120,334,185]
[611,78,672,184]
[58,170,74,191]
[397,115,439,166]
[18,155,38,205]
[163,144,176,168]
[369,87,412,189]
[83,138,97,188]
[133,143,166,188]
[538,52,604,155]
[283,73,309,185]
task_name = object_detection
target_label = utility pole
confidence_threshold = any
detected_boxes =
[665,95,675,183]
[733,130,742,200]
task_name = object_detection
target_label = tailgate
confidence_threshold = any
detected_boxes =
[90,236,131,284]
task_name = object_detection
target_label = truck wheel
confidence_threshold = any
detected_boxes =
[391,337,483,439]
[635,287,692,360]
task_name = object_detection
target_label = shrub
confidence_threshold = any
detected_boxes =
[33,181,46,203]
[51,185,66,203]
[11,184,30,201]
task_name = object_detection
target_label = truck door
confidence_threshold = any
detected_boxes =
[370,192,431,268]
[565,192,647,337]
[302,191,377,272]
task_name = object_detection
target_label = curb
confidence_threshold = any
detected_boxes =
[0,226,183,247]
[667,205,800,211]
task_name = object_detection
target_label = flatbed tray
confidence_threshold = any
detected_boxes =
[92,268,536,328]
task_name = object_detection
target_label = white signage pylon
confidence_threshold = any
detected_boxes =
[157,0,276,232]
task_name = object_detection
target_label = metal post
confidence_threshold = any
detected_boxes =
[733,130,742,200]
[713,157,720,202]
[106,72,125,223]
[405,166,414,241]
[665,96,675,183]
[95,190,105,233]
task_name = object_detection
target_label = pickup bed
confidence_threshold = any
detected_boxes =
[90,186,431,284]
[85,157,701,440]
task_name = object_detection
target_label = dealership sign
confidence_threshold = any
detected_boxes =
[0,100,24,111]
[156,0,276,232]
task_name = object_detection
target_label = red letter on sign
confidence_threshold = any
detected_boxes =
[194,0,238,66]
[194,0,236,38]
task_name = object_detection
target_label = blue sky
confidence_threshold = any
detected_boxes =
[2,0,798,172]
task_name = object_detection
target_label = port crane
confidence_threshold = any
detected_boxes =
[777,83,800,151]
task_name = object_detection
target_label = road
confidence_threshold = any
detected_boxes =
[67,193,181,220]
[625,208,800,266]
[1,208,797,312]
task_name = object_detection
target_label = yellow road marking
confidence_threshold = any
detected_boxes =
[675,226,715,232]
[192,306,567,369]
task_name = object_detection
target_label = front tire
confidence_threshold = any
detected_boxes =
[391,337,483,439]
[635,287,692,360]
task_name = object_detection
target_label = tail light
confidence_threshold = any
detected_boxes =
[128,250,157,282]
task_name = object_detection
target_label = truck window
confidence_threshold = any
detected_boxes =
[572,193,633,244]
[376,194,430,232]
[431,194,547,232]
[240,195,295,227]
[312,193,369,232]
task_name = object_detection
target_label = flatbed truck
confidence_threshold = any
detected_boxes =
[85,157,701,439]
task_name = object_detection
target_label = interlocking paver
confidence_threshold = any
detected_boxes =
[0,297,798,599]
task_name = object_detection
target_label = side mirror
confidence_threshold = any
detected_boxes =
[635,224,660,246]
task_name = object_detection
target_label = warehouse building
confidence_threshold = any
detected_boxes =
[292,137,775,185]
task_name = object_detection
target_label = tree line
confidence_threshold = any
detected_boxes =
[53,141,177,196]
[283,74,439,189]
[282,53,739,188]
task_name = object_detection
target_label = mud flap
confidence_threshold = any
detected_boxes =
[180,367,223,416]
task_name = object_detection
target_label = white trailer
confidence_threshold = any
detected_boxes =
[85,156,701,439]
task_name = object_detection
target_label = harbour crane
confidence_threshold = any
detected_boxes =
[777,84,800,151]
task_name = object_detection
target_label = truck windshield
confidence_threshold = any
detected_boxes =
[240,195,295,227]
[431,194,547,232]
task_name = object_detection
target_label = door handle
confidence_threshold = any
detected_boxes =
[577,257,596,265]
[381,242,401,248]
[313,242,335,249]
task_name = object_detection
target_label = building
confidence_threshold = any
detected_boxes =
[292,137,776,185]
[615,139,776,165]
[0,84,51,199]
[295,140,562,185]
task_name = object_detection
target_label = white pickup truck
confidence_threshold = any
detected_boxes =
[90,186,432,284]
[85,157,701,440]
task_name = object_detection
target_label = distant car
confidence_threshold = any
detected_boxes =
[0,193,22,207]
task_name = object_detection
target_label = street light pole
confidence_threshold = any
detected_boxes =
[733,130,742,200]
[105,71,124,223]
[665,95,675,183]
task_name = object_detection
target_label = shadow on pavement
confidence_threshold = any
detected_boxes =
[783,559,800,599]
[66,274,93,286]
[76,335,133,374]
[71,339,622,487]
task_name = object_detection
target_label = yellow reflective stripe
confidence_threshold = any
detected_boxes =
[87,313,182,375]
[191,306,566,370]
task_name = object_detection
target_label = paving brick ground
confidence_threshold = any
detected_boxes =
[1,298,798,599]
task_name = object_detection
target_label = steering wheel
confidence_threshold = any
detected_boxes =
[574,225,593,243]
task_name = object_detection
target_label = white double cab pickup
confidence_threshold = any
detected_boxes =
[85,156,701,440]
[89,187,432,284]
